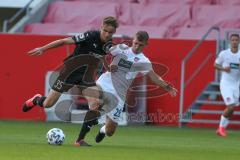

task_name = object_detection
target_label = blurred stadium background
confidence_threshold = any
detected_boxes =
[1,0,240,159]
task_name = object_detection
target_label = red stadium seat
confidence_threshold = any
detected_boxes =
[24,23,170,39]
[24,23,172,39]
[66,0,214,5]
[43,1,120,25]
[190,5,240,28]
[138,0,214,5]
[181,0,214,5]
[119,3,191,27]
[167,27,228,40]
[168,27,217,40]
[214,0,240,5]
[24,23,98,35]
[116,25,171,38]
[64,0,137,2]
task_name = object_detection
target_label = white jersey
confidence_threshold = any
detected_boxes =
[96,44,152,100]
[215,48,240,85]
[96,44,153,122]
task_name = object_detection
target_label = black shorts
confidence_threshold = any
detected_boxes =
[51,54,100,93]
[51,65,96,93]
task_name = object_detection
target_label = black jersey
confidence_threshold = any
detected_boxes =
[62,30,110,78]
[72,30,109,57]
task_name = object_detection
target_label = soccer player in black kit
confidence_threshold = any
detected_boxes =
[22,16,119,146]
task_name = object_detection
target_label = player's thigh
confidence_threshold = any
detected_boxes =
[102,91,120,113]
[220,83,236,106]
[82,86,102,110]
[105,115,118,136]
[52,65,87,93]
[82,86,100,99]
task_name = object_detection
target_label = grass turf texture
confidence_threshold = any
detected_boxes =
[0,121,239,160]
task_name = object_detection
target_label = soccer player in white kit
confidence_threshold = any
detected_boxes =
[75,31,177,145]
[214,34,240,137]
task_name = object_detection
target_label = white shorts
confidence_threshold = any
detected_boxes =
[96,74,125,123]
[220,82,239,106]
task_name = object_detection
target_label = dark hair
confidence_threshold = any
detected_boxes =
[230,33,240,39]
[135,31,149,43]
[102,16,119,28]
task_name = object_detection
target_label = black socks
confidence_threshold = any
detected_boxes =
[77,110,100,141]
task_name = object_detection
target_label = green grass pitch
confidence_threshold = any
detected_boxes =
[0,120,239,160]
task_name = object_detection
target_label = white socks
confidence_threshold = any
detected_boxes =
[100,125,106,134]
[219,115,229,128]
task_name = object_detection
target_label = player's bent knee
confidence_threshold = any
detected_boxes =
[226,106,234,113]
[106,130,115,137]
[88,102,99,110]
[82,88,89,97]
[105,126,116,137]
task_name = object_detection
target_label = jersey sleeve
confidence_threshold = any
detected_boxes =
[71,31,91,44]
[109,44,129,56]
[215,51,224,65]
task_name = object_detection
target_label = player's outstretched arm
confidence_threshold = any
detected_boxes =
[147,70,177,97]
[28,37,75,56]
